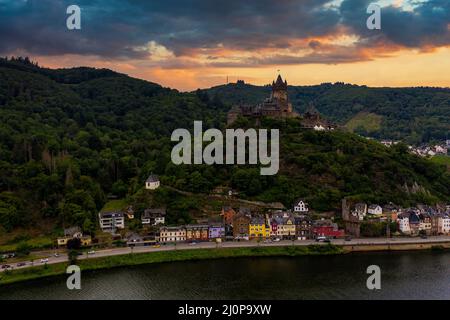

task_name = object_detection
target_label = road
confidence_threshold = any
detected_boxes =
[2,236,450,273]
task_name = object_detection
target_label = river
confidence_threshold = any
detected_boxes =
[1,251,449,299]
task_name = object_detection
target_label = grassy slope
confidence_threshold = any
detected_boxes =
[100,199,128,212]
[345,112,383,133]
[430,155,450,172]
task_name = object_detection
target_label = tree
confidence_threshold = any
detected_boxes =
[67,237,81,250]
[16,242,31,256]
[68,249,79,265]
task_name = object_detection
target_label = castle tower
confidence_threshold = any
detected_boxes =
[271,74,288,102]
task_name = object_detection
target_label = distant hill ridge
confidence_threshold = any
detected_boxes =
[201,80,450,144]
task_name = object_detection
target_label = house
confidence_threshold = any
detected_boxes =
[64,226,81,237]
[99,211,125,233]
[354,203,367,219]
[221,206,236,225]
[431,214,440,236]
[126,233,157,247]
[368,204,383,215]
[350,202,367,220]
[270,214,296,239]
[249,216,270,239]
[419,213,432,235]
[408,211,421,236]
[293,199,309,214]
[126,206,134,219]
[57,228,92,247]
[159,226,186,243]
[145,174,160,190]
[185,224,209,242]
[232,213,251,239]
[224,224,234,240]
[438,215,450,235]
[141,208,166,226]
[59,235,92,247]
[312,220,344,239]
[208,224,225,240]
[313,124,326,131]
[397,213,411,234]
[294,215,312,240]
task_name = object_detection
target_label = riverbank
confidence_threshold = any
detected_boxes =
[0,245,342,285]
[2,238,450,286]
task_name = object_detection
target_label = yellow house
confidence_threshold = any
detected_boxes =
[249,217,270,239]
[57,236,71,246]
[80,236,92,246]
[57,235,92,247]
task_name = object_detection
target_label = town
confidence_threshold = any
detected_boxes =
[49,174,450,251]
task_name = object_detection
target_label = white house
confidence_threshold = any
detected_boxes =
[145,174,160,190]
[313,125,325,131]
[368,204,383,215]
[99,211,125,233]
[159,226,186,243]
[141,208,166,226]
[397,216,410,234]
[353,203,367,220]
[293,199,309,213]
[438,215,450,235]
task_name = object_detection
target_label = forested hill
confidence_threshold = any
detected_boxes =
[202,81,450,144]
[0,58,449,236]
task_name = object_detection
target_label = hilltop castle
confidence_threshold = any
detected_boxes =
[227,75,297,125]
[227,75,337,130]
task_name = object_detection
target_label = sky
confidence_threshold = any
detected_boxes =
[0,0,449,91]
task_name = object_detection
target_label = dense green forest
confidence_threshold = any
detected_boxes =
[203,81,450,144]
[0,57,449,235]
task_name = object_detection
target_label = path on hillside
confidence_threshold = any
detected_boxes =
[163,185,285,209]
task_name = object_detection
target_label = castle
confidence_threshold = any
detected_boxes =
[227,75,297,125]
[227,75,337,130]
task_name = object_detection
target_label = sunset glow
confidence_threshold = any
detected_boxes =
[1,0,449,90]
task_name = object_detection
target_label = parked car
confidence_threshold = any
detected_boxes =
[87,250,96,255]
[40,258,49,263]
[345,236,352,241]
[1,264,11,269]
[272,238,281,242]
[316,236,329,242]
[16,262,26,267]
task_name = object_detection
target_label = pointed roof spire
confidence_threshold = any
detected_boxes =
[275,74,284,85]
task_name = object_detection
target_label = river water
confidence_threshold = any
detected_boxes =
[1,251,449,300]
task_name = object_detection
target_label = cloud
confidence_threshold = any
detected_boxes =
[340,0,450,48]
[0,0,448,67]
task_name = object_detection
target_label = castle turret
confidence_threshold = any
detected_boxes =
[271,75,288,102]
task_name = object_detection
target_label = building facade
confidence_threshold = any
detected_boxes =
[233,213,251,238]
[249,217,270,239]
[145,174,160,190]
[159,226,186,243]
[208,224,225,240]
[293,199,309,214]
[185,225,209,242]
[99,211,125,233]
